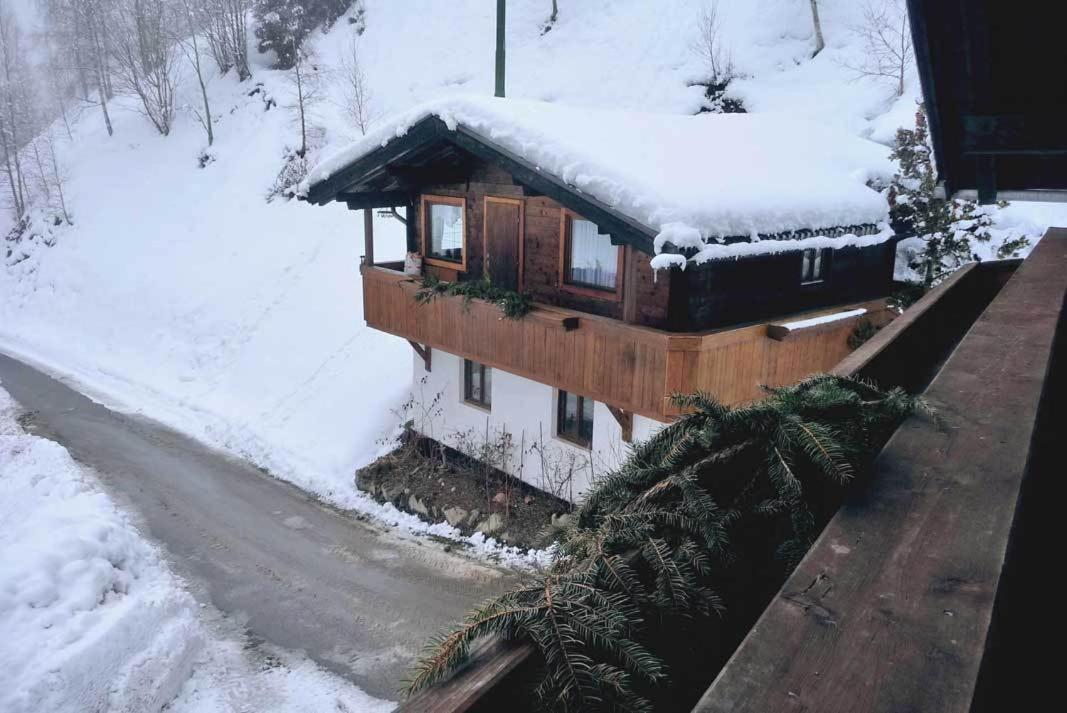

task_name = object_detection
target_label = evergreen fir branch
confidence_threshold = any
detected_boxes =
[406,374,922,710]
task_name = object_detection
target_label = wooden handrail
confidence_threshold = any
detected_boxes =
[693,230,1067,712]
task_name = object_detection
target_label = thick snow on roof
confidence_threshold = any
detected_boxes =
[304,95,895,260]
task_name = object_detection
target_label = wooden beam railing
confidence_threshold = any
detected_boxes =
[693,231,1066,712]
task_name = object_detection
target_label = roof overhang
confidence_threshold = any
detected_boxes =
[908,0,1067,202]
[303,116,658,254]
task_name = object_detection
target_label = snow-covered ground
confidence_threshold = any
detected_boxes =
[3,0,1067,543]
[0,383,393,713]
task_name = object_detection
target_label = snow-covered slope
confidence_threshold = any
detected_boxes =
[0,387,202,713]
[0,384,393,712]
[1,0,1064,515]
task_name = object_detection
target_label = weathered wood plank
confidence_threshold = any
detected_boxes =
[398,639,535,713]
[692,230,1067,713]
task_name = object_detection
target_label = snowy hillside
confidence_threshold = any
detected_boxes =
[0,0,1063,516]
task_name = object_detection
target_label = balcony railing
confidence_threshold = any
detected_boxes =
[361,264,891,421]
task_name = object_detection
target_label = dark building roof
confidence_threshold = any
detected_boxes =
[908,0,1067,202]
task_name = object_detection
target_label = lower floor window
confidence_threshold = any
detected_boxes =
[463,360,492,408]
[557,390,594,447]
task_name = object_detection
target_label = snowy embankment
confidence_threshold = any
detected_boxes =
[0,384,394,713]
[0,385,200,712]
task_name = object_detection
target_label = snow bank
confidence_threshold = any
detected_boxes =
[0,384,397,712]
[0,386,203,713]
[305,95,894,254]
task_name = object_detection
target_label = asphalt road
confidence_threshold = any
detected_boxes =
[0,351,511,701]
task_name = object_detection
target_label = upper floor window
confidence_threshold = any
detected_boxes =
[557,390,594,448]
[422,195,466,269]
[463,359,492,409]
[801,248,830,285]
[562,213,621,297]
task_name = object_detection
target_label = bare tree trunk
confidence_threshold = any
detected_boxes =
[295,46,307,156]
[30,139,50,200]
[46,131,71,224]
[809,0,826,57]
[95,57,114,136]
[180,0,214,145]
[86,11,114,136]
[0,125,21,219]
[898,13,907,97]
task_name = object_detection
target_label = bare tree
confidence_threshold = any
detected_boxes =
[691,0,734,86]
[809,0,826,57]
[202,0,250,80]
[175,0,214,145]
[83,0,115,135]
[338,35,376,136]
[849,0,913,97]
[0,6,30,217]
[288,39,322,157]
[111,0,180,135]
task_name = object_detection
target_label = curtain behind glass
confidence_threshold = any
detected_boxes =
[430,204,463,260]
[569,218,617,289]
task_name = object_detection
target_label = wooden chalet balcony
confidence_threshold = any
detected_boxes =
[362,263,890,421]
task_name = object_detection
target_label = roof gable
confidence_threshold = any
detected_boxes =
[301,96,893,261]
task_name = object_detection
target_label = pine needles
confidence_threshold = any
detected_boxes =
[406,374,921,711]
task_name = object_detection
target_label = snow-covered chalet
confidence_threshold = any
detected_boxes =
[301,96,898,499]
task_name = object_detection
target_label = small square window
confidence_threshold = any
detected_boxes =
[463,360,491,409]
[565,216,619,292]
[557,390,593,447]
[423,198,465,266]
[801,248,830,284]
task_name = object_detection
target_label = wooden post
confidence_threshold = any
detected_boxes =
[495,0,506,97]
[607,406,634,443]
[363,208,374,265]
[407,340,432,372]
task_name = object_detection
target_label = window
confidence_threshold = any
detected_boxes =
[422,196,466,268]
[463,360,492,409]
[801,248,830,284]
[557,390,594,447]
[563,214,620,295]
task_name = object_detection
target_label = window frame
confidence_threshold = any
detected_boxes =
[556,390,594,449]
[558,209,624,302]
[800,247,831,286]
[421,194,468,271]
[463,359,492,410]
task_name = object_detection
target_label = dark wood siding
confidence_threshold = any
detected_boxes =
[674,241,897,330]
[414,157,671,328]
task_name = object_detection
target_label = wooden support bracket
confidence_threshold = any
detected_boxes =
[607,406,634,443]
[407,340,432,372]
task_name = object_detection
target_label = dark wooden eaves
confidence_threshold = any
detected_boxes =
[302,116,658,255]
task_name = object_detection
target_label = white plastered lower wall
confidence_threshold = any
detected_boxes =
[407,349,664,502]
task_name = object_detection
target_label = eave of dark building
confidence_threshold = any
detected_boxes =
[908,0,1067,202]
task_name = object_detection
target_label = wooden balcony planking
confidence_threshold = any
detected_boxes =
[361,264,891,421]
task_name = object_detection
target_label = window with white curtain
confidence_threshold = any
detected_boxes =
[801,248,830,284]
[426,201,464,263]
[566,216,618,291]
